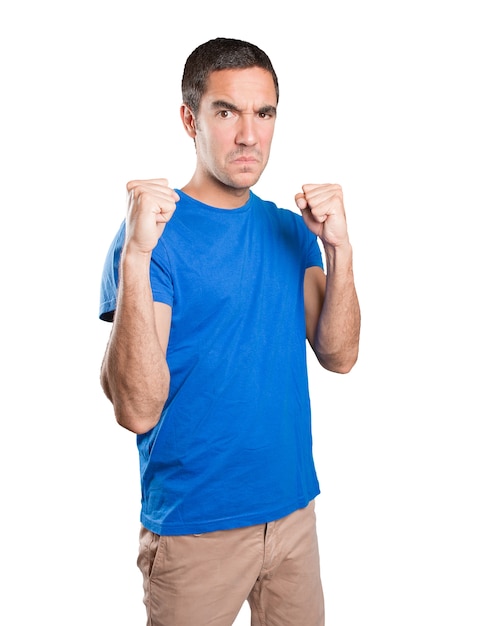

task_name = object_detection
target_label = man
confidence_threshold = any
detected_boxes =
[99,37,360,626]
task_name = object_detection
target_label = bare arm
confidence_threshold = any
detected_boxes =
[101,261,172,433]
[100,179,179,434]
[297,184,361,373]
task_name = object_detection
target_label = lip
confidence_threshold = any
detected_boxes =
[232,157,258,163]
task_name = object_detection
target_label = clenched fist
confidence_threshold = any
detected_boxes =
[295,184,349,248]
[125,178,180,255]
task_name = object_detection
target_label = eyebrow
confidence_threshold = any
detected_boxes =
[210,100,277,116]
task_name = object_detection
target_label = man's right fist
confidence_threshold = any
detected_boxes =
[124,178,180,255]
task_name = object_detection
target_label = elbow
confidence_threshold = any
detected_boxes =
[317,348,359,374]
[320,361,355,375]
[331,361,356,375]
[113,396,167,435]
[115,411,160,435]
[100,359,170,434]
[100,372,168,435]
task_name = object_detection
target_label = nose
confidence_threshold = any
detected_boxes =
[235,114,257,146]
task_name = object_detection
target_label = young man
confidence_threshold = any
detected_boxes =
[99,37,360,626]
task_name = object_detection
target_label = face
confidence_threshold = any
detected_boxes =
[183,67,278,196]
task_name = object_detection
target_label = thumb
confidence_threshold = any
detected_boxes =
[295,192,308,211]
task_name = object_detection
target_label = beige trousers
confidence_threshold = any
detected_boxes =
[137,500,324,626]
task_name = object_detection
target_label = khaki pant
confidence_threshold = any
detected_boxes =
[137,500,324,626]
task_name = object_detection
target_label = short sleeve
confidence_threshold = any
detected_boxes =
[150,240,175,307]
[99,221,125,322]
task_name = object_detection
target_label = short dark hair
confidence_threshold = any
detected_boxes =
[181,37,279,115]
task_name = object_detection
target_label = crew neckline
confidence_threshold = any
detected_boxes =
[175,189,254,213]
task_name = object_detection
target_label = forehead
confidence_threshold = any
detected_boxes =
[203,67,278,107]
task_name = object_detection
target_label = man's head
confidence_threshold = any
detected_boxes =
[182,37,279,116]
[180,38,279,203]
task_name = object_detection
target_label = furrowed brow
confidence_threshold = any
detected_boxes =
[259,105,277,116]
[210,101,277,116]
[211,100,241,112]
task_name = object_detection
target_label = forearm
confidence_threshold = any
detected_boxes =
[101,249,170,434]
[314,243,361,373]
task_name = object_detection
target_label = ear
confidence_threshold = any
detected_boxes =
[180,104,197,138]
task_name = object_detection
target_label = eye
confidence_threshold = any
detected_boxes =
[218,110,234,119]
[258,108,275,120]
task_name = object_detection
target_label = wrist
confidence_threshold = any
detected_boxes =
[122,242,152,264]
[323,241,353,273]
[120,245,153,284]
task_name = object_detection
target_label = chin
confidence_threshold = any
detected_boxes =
[230,172,263,189]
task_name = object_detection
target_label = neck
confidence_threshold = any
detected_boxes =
[181,174,251,209]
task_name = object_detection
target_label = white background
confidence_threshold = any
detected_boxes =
[1,1,485,624]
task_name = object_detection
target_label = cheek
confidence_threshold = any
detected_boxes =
[255,124,274,152]
[206,131,234,163]
[199,125,228,152]
[195,133,214,161]
[262,125,275,146]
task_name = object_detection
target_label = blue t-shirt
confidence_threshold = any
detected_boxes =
[100,190,323,535]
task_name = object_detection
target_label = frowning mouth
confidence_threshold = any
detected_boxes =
[229,149,262,164]
[231,156,260,165]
